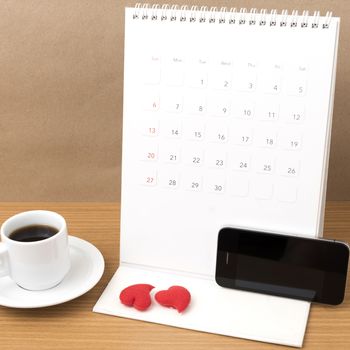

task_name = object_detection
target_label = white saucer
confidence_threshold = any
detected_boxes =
[0,236,105,308]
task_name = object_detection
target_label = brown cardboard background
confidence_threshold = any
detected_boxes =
[0,0,348,201]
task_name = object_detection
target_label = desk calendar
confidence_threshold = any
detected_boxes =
[94,5,340,347]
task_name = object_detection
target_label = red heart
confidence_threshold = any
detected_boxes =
[155,286,191,313]
[119,284,155,311]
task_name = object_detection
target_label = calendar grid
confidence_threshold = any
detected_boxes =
[138,58,306,203]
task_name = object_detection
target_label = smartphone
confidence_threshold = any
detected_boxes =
[215,227,349,305]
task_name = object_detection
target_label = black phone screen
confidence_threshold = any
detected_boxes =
[215,228,349,305]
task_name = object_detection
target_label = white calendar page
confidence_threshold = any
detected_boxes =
[94,7,340,347]
[120,9,339,277]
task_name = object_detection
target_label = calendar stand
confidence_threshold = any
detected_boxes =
[94,6,339,347]
[94,265,310,347]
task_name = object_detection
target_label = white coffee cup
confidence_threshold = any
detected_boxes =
[0,210,71,291]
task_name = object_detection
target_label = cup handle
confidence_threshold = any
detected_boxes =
[0,243,9,278]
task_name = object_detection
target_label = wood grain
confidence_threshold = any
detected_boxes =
[0,202,349,350]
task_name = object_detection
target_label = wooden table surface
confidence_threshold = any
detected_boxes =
[0,202,350,350]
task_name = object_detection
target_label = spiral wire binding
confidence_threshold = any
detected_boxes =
[161,4,168,21]
[209,7,217,23]
[132,3,333,28]
[290,10,298,27]
[301,10,309,28]
[280,10,288,27]
[219,7,226,24]
[249,8,257,25]
[229,8,236,24]
[259,9,267,26]
[180,5,187,22]
[170,5,178,21]
[270,10,277,26]
[198,6,205,23]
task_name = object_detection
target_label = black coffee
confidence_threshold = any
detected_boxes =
[9,225,59,242]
